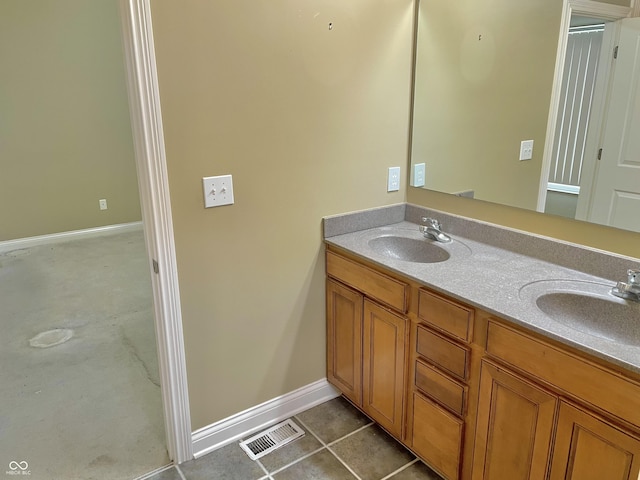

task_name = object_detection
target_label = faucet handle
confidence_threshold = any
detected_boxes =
[421,217,441,229]
[628,269,640,286]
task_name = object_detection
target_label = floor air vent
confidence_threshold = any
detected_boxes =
[239,419,305,460]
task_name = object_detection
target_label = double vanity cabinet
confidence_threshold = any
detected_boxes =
[325,245,640,480]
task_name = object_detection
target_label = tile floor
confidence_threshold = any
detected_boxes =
[140,396,443,480]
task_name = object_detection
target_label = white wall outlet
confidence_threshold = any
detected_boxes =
[454,190,475,198]
[387,166,401,192]
[203,174,234,208]
[411,163,426,187]
[99,199,108,210]
[519,140,534,161]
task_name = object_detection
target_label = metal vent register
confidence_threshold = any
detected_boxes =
[239,419,305,460]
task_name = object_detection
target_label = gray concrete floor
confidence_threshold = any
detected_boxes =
[0,230,169,480]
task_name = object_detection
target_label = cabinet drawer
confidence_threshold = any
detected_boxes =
[418,289,474,342]
[326,251,409,313]
[417,326,470,381]
[412,392,463,480]
[415,359,467,417]
[486,320,640,429]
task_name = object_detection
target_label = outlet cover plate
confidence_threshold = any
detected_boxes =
[412,163,426,187]
[203,174,234,208]
[388,166,400,192]
[519,140,534,161]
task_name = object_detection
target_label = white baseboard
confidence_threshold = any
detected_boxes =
[0,222,143,253]
[191,378,340,459]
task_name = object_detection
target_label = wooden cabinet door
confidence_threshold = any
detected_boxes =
[472,360,557,480]
[412,392,463,480]
[326,279,363,406]
[362,299,408,438]
[549,401,640,480]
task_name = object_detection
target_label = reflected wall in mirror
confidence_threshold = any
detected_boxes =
[409,0,640,233]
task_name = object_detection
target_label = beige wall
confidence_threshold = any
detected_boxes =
[150,0,414,429]
[0,0,141,241]
[411,0,562,210]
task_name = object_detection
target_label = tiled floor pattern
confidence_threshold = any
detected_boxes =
[140,397,443,480]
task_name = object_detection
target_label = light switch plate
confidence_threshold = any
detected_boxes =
[203,174,234,208]
[388,166,401,192]
[520,140,534,161]
[411,163,426,187]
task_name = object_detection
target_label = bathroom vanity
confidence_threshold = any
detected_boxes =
[324,204,640,480]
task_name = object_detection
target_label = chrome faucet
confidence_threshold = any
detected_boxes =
[612,269,640,302]
[419,217,452,243]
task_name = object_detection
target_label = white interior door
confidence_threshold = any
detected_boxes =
[586,17,640,232]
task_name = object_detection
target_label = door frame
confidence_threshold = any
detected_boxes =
[119,0,193,463]
[536,0,631,213]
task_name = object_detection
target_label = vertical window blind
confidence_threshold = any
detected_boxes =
[548,25,604,193]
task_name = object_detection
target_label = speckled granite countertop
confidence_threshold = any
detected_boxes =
[324,203,640,375]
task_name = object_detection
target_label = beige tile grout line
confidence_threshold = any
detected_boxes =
[230,417,321,478]
[177,415,383,480]
[263,414,371,478]
[325,422,376,448]
[296,416,424,480]
[256,458,271,478]
[255,412,359,477]
[264,445,326,477]
[294,415,373,480]
[174,414,377,479]
[325,443,365,480]
[379,458,421,480]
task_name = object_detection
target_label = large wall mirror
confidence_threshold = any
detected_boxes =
[409,0,640,234]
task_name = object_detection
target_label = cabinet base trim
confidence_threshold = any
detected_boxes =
[191,379,340,459]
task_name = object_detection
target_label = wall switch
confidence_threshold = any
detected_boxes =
[99,199,108,210]
[411,163,426,187]
[519,140,534,161]
[387,166,401,192]
[203,174,234,208]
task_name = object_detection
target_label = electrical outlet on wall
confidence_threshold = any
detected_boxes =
[387,167,401,192]
[99,199,108,210]
[519,140,534,161]
[411,163,426,187]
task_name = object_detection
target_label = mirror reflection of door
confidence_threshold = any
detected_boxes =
[546,16,640,234]
[578,17,640,233]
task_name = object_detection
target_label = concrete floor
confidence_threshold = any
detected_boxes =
[0,230,169,480]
